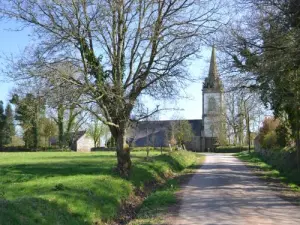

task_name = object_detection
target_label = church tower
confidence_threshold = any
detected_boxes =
[202,46,224,150]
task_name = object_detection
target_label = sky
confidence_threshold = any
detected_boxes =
[0,20,212,121]
[0,21,31,103]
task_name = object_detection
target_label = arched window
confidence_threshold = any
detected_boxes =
[208,97,217,112]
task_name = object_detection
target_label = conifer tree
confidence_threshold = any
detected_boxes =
[3,104,15,145]
[0,101,6,147]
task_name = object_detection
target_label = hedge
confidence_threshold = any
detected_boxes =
[215,146,253,153]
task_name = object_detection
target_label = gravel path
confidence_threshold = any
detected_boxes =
[171,153,300,225]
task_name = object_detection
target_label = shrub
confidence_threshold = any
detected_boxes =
[258,117,279,146]
[215,146,251,153]
[262,131,277,149]
[276,123,292,147]
[106,136,116,148]
[131,147,169,152]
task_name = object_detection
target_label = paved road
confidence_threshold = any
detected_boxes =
[172,154,300,225]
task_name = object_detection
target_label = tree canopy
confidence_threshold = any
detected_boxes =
[221,0,300,166]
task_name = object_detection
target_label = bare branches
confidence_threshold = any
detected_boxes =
[0,0,223,173]
[1,0,222,127]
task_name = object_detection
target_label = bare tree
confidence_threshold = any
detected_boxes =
[224,91,239,144]
[167,116,194,150]
[224,87,264,148]
[87,117,109,148]
[174,120,194,149]
[0,0,222,175]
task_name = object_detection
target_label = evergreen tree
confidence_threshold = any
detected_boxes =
[11,94,45,149]
[3,104,15,145]
[0,101,6,147]
[227,0,300,166]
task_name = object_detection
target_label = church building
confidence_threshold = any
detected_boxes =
[128,47,224,151]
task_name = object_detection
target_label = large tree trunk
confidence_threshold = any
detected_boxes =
[57,105,64,148]
[233,128,237,145]
[295,106,300,171]
[296,126,300,171]
[116,132,131,176]
[33,120,39,149]
[244,104,251,153]
[111,125,132,177]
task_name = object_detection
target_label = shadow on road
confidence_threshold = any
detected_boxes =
[166,154,300,225]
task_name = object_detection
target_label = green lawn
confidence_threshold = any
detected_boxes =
[0,150,200,225]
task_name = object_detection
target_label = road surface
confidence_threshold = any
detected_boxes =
[171,153,300,225]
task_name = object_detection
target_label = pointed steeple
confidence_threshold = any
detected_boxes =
[203,46,222,90]
[208,46,218,80]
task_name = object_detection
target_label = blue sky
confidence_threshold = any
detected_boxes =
[0,21,31,103]
[0,20,211,120]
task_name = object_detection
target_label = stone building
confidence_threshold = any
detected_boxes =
[128,47,224,152]
[70,131,94,152]
[50,130,94,152]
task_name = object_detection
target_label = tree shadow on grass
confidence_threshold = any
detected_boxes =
[0,197,89,225]
[45,152,152,161]
[0,152,197,224]
[0,153,180,188]
[129,154,187,187]
[0,160,119,185]
[1,175,133,224]
[0,153,153,184]
[47,179,131,222]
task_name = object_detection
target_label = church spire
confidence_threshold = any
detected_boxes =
[203,46,222,90]
[208,45,218,80]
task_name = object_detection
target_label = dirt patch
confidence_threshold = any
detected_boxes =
[111,194,142,225]
[110,177,173,225]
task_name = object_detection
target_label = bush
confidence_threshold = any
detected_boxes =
[91,147,115,151]
[262,131,277,149]
[106,136,116,148]
[131,147,169,152]
[276,123,292,147]
[215,146,252,153]
[0,146,29,152]
[91,146,171,152]
[254,147,297,171]
[236,151,300,190]
[0,146,71,152]
[258,117,279,146]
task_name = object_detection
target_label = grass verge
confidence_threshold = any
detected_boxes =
[236,151,300,193]
[128,153,205,225]
[0,150,200,225]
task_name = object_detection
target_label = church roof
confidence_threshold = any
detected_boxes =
[127,119,202,147]
[203,46,223,90]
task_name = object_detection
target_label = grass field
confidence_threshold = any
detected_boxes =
[236,151,300,192]
[0,150,200,225]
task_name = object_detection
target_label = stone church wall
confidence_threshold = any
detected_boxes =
[185,136,202,152]
[203,91,223,138]
[203,92,222,115]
